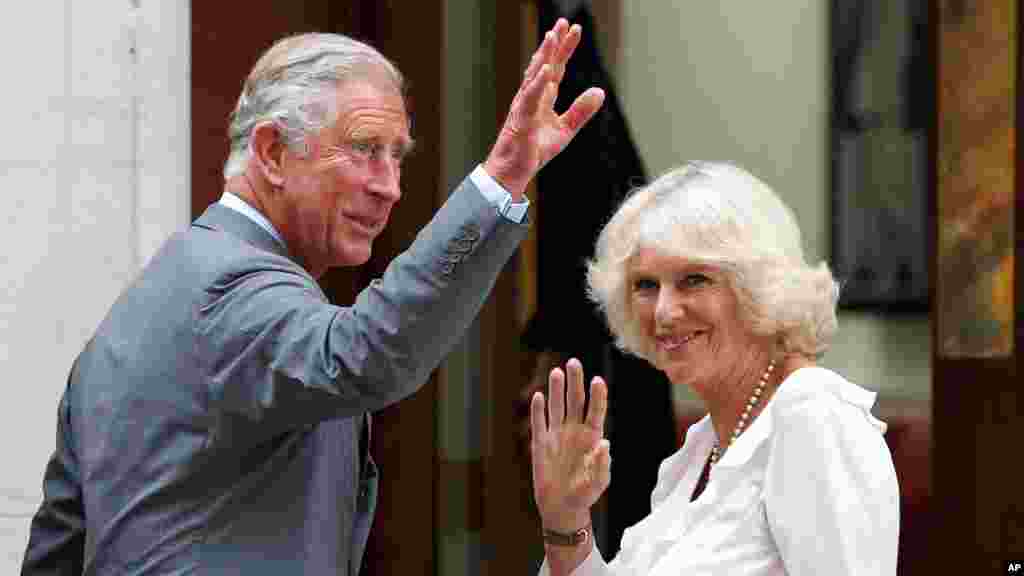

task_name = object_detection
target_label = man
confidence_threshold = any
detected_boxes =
[22,19,603,574]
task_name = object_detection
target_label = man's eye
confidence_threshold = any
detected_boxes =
[351,141,378,157]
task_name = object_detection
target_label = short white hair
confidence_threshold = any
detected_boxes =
[586,161,839,361]
[223,33,405,179]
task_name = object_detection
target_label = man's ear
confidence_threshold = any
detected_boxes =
[250,121,287,188]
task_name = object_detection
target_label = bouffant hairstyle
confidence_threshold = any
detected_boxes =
[586,161,839,362]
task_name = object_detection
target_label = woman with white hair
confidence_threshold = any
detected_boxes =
[529,162,899,575]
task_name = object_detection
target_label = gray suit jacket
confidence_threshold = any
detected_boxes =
[22,177,528,575]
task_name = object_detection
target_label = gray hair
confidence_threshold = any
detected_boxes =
[223,33,405,179]
[586,161,840,361]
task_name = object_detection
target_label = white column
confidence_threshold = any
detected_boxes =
[0,1,190,571]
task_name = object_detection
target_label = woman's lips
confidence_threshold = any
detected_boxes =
[656,331,702,352]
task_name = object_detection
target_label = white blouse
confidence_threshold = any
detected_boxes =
[540,367,899,576]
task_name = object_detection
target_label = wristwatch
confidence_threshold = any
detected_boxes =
[541,524,591,547]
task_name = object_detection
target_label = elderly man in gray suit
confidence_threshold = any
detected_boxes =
[22,18,604,575]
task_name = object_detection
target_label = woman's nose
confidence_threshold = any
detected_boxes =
[654,288,683,326]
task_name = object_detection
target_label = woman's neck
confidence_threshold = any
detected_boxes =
[705,354,812,457]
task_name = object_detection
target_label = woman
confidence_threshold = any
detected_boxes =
[529,162,899,575]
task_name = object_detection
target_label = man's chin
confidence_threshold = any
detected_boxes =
[332,242,374,268]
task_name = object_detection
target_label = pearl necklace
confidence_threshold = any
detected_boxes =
[709,359,776,466]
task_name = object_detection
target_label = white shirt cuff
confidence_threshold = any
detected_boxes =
[469,164,530,224]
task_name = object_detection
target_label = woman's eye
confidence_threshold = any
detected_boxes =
[681,274,710,288]
[633,278,658,292]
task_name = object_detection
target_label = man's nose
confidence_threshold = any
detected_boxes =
[368,159,402,202]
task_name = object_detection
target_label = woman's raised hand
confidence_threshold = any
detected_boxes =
[530,358,610,534]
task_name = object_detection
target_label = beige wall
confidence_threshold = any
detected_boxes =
[597,2,931,403]
[0,1,189,570]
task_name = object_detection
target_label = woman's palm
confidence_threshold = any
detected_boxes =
[530,359,611,529]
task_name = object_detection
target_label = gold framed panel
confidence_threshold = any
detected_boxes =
[936,0,1016,358]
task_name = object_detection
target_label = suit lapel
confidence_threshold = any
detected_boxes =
[193,203,296,263]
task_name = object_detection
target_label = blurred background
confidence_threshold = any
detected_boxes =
[0,1,1018,574]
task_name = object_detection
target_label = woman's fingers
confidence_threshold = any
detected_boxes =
[529,391,549,485]
[530,357,613,515]
[593,439,612,492]
[530,390,548,438]
[572,438,611,502]
[565,358,586,423]
[585,376,608,432]
[544,359,608,430]
[547,365,566,431]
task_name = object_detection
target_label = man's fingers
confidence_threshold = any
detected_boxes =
[560,87,605,135]
[538,81,559,121]
[554,23,582,68]
[518,63,551,120]
[566,358,585,423]
[548,366,566,429]
[526,19,572,90]
[524,31,553,82]
[539,22,578,99]
[551,18,570,48]
[547,21,576,85]
[585,376,608,431]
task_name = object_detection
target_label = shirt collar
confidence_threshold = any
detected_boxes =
[217,192,286,247]
[699,366,885,469]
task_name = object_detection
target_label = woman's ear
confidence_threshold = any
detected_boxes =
[250,121,286,188]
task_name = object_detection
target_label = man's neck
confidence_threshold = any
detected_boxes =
[225,173,265,213]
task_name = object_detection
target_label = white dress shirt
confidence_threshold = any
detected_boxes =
[218,190,285,245]
[541,366,899,576]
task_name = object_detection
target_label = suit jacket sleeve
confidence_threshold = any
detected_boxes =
[199,175,528,439]
[21,380,85,576]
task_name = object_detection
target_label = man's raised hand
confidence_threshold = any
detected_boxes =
[484,18,605,199]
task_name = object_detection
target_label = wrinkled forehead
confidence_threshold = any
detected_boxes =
[330,79,411,135]
[337,65,406,101]
[337,74,407,104]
